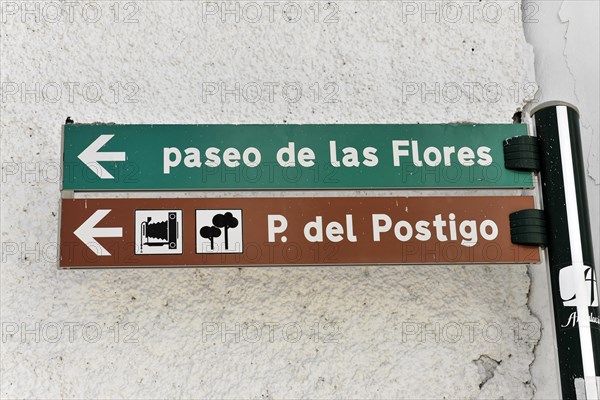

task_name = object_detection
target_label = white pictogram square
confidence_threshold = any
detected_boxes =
[135,210,183,255]
[196,209,243,254]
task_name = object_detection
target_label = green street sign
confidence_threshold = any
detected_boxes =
[62,124,532,191]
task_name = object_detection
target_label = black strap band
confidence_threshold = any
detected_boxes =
[509,208,547,247]
[503,135,541,172]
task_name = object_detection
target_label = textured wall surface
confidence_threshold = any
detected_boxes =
[1,1,545,398]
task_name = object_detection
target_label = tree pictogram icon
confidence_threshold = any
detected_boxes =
[200,225,221,250]
[212,212,239,250]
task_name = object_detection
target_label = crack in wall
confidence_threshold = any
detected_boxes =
[473,355,502,389]
[558,1,598,184]
[556,1,599,185]
[557,1,580,106]
[524,267,543,396]
[560,2,600,185]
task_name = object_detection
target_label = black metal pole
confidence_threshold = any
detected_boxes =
[533,103,600,399]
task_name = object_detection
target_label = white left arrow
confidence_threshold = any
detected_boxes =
[74,209,123,256]
[78,134,126,179]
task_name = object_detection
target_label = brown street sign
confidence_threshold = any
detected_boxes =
[59,196,540,268]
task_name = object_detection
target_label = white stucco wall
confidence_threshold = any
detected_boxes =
[0,1,568,398]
